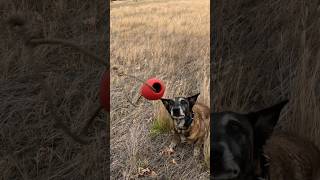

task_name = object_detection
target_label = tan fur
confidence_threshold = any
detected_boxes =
[168,102,210,158]
[186,103,210,143]
[264,132,320,180]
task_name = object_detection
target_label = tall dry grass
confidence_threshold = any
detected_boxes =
[110,0,209,179]
[0,1,108,179]
[213,0,320,148]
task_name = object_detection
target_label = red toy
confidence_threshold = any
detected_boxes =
[100,71,110,112]
[140,78,165,100]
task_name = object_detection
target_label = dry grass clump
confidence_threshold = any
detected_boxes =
[213,0,320,148]
[0,1,108,179]
[150,106,173,138]
[110,0,209,179]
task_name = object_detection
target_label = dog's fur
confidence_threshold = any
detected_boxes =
[161,93,210,158]
[264,131,320,180]
[212,100,320,180]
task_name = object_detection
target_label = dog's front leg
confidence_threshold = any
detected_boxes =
[193,140,202,158]
[169,132,181,151]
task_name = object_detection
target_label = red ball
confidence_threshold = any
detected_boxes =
[100,71,110,112]
[140,78,165,100]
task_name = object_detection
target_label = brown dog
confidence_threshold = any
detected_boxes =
[161,93,210,158]
[263,131,320,180]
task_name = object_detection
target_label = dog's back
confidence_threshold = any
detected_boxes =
[264,131,320,180]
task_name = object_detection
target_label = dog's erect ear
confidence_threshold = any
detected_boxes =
[247,100,289,149]
[161,98,174,113]
[187,93,200,108]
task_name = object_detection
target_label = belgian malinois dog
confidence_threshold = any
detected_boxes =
[212,100,320,180]
[161,93,210,158]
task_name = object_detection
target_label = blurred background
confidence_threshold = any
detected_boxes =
[0,1,109,179]
[212,0,320,150]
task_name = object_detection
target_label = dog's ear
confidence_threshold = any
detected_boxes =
[161,98,173,112]
[187,93,200,108]
[247,100,289,149]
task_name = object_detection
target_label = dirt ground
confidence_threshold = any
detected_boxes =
[110,0,210,179]
[0,1,109,179]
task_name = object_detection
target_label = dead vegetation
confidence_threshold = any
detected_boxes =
[0,1,109,179]
[110,0,209,179]
[213,0,320,150]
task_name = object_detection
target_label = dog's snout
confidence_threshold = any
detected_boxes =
[213,166,240,180]
[215,167,240,179]
[212,142,240,179]
[228,168,240,177]
[172,108,180,116]
[212,143,224,169]
[212,143,224,158]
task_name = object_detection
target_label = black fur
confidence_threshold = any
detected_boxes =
[211,100,289,180]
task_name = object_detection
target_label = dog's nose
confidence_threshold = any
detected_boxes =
[172,108,180,116]
[227,168,240,177]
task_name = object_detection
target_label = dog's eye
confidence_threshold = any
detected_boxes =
[166,100,174,106]
[227,121,242,132]
[180,100,188,105]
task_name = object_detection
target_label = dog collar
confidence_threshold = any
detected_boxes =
[260,153,270,179]
[184,112,194,127]
[255,152,269,179]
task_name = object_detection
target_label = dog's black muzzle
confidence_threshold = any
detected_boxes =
[172,108,181,117]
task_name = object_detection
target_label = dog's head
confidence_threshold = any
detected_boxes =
[212,100,289,180]
[161,93,200,130]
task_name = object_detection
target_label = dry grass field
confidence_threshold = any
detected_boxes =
[212,0,320,152]
[110,0,209,179]
[0,1,108,179]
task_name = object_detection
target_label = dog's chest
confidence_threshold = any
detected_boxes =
[179,134,188,143]
[174,127,194,144]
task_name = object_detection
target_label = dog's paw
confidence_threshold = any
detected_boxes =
[168,142,177,150]
[160,147,175,156]
[193,148,200,158]
[180,135,187,143]
[170,158,178,165]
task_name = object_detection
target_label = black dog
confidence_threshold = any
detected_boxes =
[211,100,289,180]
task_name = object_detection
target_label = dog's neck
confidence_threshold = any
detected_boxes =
[172,111,194,131]
[248,150,269,180]
[241,140,269,179]
[257,153,269,179]
[183,111,194,127]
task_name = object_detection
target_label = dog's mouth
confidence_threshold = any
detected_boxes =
[213,171,240,180]
[213,164,240,180]
[176,126,188,131]
[172,115,185,119]
[213,151,240,180]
